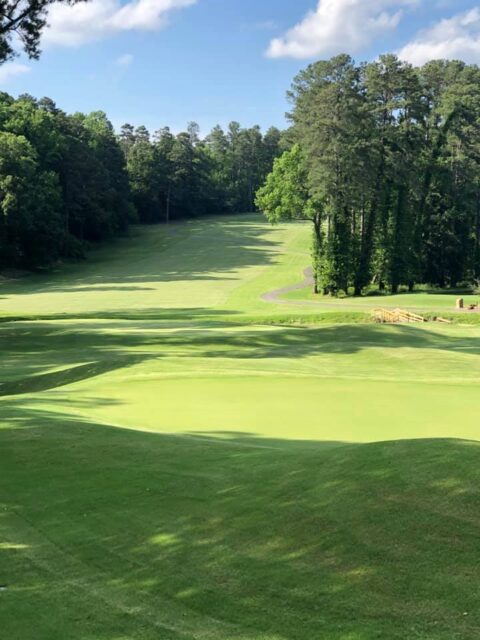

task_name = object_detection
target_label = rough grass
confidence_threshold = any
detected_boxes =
[1,214,480,639]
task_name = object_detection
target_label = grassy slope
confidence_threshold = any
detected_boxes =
[0,216,307,318]
[1,214,480,639]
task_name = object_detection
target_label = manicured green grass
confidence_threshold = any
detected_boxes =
[3,321,480,443]
[0,216,308,319]
[284,281,480,313]
[1,214,480,639]
[3,418,480,640]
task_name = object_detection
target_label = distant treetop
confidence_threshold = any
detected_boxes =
[0,0,88,64]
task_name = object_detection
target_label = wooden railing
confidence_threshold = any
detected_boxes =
[373,308,427,324]
[373,308,452,324]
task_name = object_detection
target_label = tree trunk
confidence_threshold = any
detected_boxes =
[353,156,385,296]
[166,185,171,224]
[312,214,322,295]
[418,109,460,232]
[390,185,407,296]
[475,188,480,279]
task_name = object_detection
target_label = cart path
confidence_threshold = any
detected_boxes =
[262,267,314,303]
[260,267,472,313]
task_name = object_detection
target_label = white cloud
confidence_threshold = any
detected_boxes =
[398,8,480,66]
[43,0,197,47]
[116,53,134,66]
[266,0,418,59]
[0,63,31,84]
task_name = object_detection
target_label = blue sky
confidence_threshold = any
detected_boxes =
[1,0,480,134]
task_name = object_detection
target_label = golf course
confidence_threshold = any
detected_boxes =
[1,214,480,639]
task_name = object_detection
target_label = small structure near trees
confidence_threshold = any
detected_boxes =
[373,308,427,323]
[373,308,451,324]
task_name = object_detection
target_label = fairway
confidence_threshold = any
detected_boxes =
[0,217,308,317]
[2,215,480,639]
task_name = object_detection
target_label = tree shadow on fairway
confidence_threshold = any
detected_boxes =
[183,322,480,360]
[0,218,282,298]
[0,309,239,394]
[2,321,480,399]
[1,408,480,640]
[0,307,240,325]
[0,356,146,397]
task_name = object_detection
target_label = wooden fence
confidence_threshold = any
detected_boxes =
[373,308,427,324]
[372,308,452,324]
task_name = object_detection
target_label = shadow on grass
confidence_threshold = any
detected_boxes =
[0,357,145,397]
[1,321,480,397]
[0,217,281,297]
[0,307,240,324]
[1,407,480,639]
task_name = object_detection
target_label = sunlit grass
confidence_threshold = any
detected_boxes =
[1,214,480,639]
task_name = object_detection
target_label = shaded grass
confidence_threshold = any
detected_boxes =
[0,216,290,317]
[2,414,480,639]
[0,309,372,327]
[2,320,480,442]
[2,215,480,638]
[1,213,478,323]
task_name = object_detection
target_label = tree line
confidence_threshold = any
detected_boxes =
[0,91,281,269]
[257,54,480,295]
[121,121,282,224]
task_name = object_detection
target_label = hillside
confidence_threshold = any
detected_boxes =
[1,215,480,639]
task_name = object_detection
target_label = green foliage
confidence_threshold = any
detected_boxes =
[0,1,87,63]
[120,120,283,224]
[0,91,282,269]
[0,94,134,268]
[256,144,324,291]
[255,144,311,223]
[258,54,480,296]
[0,130,63,266]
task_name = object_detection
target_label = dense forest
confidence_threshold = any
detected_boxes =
[4,52,480,296]
[120,121,282,224]
[0,91,281,269]
[257,54,480,295]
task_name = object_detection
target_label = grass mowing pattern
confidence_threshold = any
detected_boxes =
[1,215,480,638]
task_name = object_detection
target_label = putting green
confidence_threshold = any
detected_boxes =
[31,375,478,443]
[2,317,480,444]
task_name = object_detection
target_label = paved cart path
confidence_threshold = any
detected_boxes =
[262,267,314,303]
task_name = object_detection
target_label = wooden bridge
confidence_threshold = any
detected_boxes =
[373,308,427,324]
[373,308,452,324]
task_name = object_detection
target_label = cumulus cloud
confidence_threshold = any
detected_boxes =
[266,0,418,59]
[398,8,480,66]
[43,0,197,47]
[0,63,31,84]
